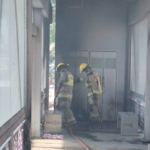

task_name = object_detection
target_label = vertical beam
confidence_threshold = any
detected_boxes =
[46,19,50,110]
[31,9,43,137]
[43,19,47,91]
[44,18,50,111]
[45,2,52,110]
[24,0,32,149]
[124,26,132,112]
[26,0,32,115]
[41,22,44,92]
[144,13,150,141]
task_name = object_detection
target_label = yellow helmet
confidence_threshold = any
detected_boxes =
[79,63,88,73]
[56,62,69,71]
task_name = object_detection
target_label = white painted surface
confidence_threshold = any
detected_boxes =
[129,0,150,25]
[32,0,49,18]
[31,9,43,137]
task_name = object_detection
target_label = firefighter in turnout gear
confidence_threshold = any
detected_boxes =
[56,63,76,126]
[77,63,102,121]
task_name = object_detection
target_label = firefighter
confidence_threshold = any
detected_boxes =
[56,63,76,126]
[76,63,102,121]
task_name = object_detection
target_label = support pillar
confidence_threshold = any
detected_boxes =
[31,9,43,138]
[24,0,33,149]
[144,13,150,141]
[44,18,50,111]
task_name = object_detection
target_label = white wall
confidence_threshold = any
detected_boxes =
[129,0,150,25]
[0,0,26,127]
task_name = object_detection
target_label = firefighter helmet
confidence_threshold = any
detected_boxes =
[56,62,69,71]
[79,63,88,73]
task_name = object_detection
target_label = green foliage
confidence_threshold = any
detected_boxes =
[50,0,56,45]
[49,0,56,79]
[49,69,55,77]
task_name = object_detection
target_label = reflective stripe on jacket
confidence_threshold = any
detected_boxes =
[57,69,74,99]
[80,70,102,97]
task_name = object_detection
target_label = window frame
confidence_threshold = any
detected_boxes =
[130,17,148,100]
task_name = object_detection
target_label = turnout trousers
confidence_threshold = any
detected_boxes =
[58,98,76,125]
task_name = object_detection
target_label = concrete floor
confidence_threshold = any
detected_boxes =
[31,120,148,150]
[31,128,148,150]
[74,131,148,150]
[31,129,85,150]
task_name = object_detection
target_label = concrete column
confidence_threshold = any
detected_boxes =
[44,19,50,111]
[144,13,150,141]
[43,19,47,91]
[26,0,32,118]
[24,0,33,149]
[31,9,43,138]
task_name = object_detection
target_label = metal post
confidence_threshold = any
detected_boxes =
[144,13,150,142]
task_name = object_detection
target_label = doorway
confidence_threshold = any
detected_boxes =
[58,51,117,121]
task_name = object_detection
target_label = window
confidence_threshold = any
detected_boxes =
[130,18,148,96]
[0,0,26,126]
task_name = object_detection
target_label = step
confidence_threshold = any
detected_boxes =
[31,139,85,150]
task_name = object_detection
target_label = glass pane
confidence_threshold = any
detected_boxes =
[134,18,148,95]
[0,0,11,126]
[0,0,26,126]
[131,18,148,96]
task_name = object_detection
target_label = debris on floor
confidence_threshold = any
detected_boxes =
[42,133,63,139]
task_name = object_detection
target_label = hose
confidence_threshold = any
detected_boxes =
[65,125,90,150]
[53,87,90,149]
